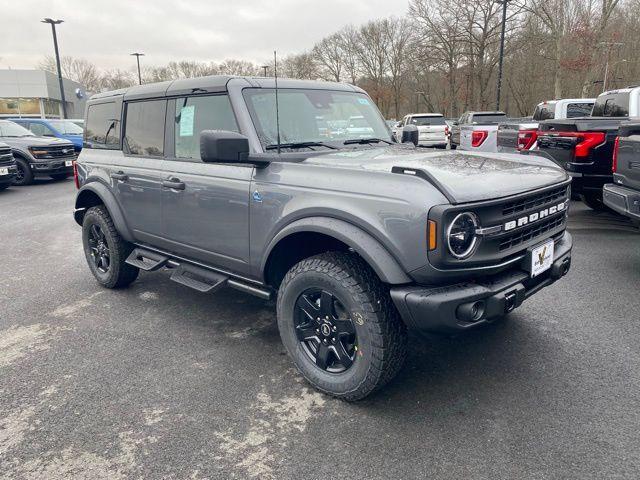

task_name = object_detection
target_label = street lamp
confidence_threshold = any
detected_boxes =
[130,53,145,85]
[41,18,67,119]
[261,65,270,77]
[495,0,512,111]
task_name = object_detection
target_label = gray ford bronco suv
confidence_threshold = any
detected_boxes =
[74,76,573,400]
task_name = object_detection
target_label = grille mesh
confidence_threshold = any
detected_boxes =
[502,186,567,216]
[499,214,566,251]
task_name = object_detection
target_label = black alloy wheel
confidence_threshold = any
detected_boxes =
[87,223,111,273]
[294,288,358,373]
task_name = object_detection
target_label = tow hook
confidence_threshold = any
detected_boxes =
[504,291,518,313]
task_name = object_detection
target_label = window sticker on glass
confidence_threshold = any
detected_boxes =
[179,105,195,137]
[357,98,370,105]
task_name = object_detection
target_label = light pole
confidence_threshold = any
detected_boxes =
[415,91,424,112]
[598,43,624,93]
[261,65,270,77]
[130,52,145,85]
[41,18,67,119]
[495,0,511,111]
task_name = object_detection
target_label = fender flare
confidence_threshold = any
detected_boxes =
[261,217,411,285]
[74,183,135,242]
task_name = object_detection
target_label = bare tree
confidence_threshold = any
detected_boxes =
[313,33,344,82]
[38,56,101,92]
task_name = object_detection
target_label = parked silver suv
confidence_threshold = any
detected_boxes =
[74,76,573,400]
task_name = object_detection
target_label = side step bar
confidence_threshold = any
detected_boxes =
[169,264,228,293]
[126,248,168,271]
[128,246,273,300]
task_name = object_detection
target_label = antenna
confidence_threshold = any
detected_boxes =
[274,50,281,154]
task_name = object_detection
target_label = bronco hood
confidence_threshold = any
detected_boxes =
[0,136,74,149]
[304,147,568,204]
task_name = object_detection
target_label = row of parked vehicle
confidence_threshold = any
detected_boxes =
[390,86,640,223]
[0,118,83,189]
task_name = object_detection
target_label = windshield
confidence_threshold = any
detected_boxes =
[0,120,35,137]
[410,116,446,126]
[243,88,392,149]
[47,120,84,134]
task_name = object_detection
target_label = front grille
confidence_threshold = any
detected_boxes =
[0,151,14,166]
[498,214,566,251]
[31,146,75,159]
[502,186,567,216]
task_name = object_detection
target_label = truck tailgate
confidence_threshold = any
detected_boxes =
[615,123,640,191]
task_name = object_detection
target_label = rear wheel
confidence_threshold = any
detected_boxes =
[580,193,607,211]
[13,158,33,186]
[82,205,139,288]
[277,252,407,401]
[50,173,69,181]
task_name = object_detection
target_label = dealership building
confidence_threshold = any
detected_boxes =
[0,69,87,119]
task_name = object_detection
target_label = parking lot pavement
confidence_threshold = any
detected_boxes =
[1,178,639,480]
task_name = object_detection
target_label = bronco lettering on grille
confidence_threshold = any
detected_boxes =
[503,200,567,232]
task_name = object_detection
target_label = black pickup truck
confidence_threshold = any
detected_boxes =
[603,121,640,225]
[536,88,639,210]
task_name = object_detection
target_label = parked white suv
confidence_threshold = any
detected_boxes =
[393,113,448,148]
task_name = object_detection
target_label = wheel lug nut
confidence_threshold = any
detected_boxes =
[323,339,328,344]
[316,329,320,334]
[331,337,336,343]
[332,326,337,332]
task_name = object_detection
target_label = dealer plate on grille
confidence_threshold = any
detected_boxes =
[65,160,73,167]
[530,239,554,278]
[0,167,8,175]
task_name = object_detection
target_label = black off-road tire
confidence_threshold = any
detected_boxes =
[50,173,69,181]
[13,158,33,186]
[82,205,139,289]
[580,193,607,211]
[450,143,457,150]
[277,251,407,401]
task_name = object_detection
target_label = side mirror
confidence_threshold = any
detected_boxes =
[401,124,419,146]
[200,130,249,163]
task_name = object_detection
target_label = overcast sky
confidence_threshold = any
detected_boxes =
[1,0,409,72]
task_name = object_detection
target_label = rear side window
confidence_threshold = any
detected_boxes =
[533,103,556,121]
[174,95,238,159]
[566,103,593,118]
[30,123,56,137]
[124,100,166,156]
[85,102,120,148]
[591,92,630,117]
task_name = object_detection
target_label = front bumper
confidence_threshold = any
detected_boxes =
[30,158,74,175]
[603,183,640,220]
[391,232,572,333]
[0,165,18,185]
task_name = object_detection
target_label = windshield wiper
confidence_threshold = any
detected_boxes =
[343,137,392,145]
[265,141,337,151]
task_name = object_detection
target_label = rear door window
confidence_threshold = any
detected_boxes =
[29,123,56,137]
[124,100,166,156]
[85,102,121,148]
[173,95,239,160]
[566,103,594,118]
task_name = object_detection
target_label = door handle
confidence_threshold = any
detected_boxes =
[162,178,185,190]
[110,171,128,181]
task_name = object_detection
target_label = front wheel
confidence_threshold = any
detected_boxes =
[82,206,139,288]
[277,252,407,401]
[13,158,33,186]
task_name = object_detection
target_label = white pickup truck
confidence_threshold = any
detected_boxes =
[496,98,595,154]
[451,111,507,152]
[392,113,449,148]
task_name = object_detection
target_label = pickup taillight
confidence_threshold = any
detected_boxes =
[445,126,450,136]
[612,136,620,173]
[517,129,538,150]
[546,131,606,159]
[471,130,488,147]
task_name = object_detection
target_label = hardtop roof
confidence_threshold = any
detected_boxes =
[89,75,363,103]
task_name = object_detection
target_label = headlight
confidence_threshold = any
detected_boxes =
[446,212,479,259]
